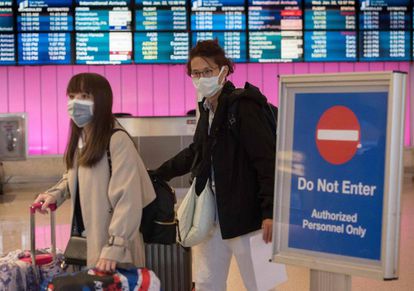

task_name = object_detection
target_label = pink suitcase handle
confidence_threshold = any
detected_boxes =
[28,202,57,266]
[30,202,57,214]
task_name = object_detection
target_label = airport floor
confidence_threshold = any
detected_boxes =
[0,178,413,291]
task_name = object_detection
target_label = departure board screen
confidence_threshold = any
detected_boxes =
[304,31,357,61]
[0,1,12,6]
[135,0,187,31]
[17,0,73,32]
[75,7,131,31]
[0,7,13,31]
[305,0,356,30]
[360,30,410,61]
[248,0,302,30]
[76,0,130,6]
[249,31,303,62]
[76,32,132,64]
[134,31,189,63]
[191,0,246,31]
[18,32,71,64]
[359,0,410,30]
[0,34,15,64]
[192,31,246,62]
[3,0,414,65]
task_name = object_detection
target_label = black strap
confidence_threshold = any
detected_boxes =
[73,174,85,236]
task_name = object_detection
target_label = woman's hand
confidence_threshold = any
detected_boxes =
[262,218,273,244]
[96,258,117,273]
[33,193,57,214]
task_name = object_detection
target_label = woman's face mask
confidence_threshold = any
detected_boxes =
[192,66,226,101]
[67,99,94,128]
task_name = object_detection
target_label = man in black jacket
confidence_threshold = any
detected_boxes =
[153,40,275,291]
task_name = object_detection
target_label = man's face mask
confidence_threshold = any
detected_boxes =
[67,99,94,128]
[192,66,226,101]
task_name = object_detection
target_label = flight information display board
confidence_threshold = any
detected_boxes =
[3,0,414,65]
[359,30,410,61]
[135,0,187,31]
[0,33,15,64]
[0,1,12,6]
[0,7,13,31]
[192,31,246,62]
[191,0,246,31]
[76,32,132,64]
[359,0,410,30]
[304,31,357,61]
[134,31,189,63]
[305,0,356,30]
[249,31,303,62]
[248,0,302,30]
[75,7,132,31]
[17,0,73,32]
[17,32,71,64]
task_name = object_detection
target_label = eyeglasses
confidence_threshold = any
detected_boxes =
[190,67,218,79]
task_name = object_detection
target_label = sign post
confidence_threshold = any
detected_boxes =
[272,72,406,289]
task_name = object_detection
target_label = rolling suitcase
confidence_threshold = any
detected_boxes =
[0,202,65,290]
[44,267,161,290]
[145,243,192,291]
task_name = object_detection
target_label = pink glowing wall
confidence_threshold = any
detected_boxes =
[0,62,411,155]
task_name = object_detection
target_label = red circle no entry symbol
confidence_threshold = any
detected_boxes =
[316,106,360,165]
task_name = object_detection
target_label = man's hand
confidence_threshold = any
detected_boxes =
[262,218,273,244]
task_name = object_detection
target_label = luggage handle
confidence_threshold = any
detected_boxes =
[29,202,57,267]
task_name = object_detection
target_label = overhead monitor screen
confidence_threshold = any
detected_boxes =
[248,0,302,30]
[359,0,410,30]
[0,7,13,31]
[0,33,15,65]
[17,0,73,32]
[135,0,187,31]
[134,31,189,63]
[75,7,132,31]
[249,30,303,62]
[191,0,246,31]
[17,32,71,64]
[76,32,132,64]
[304,31,357,61]
[192,31,247,62]
[359,30,410,61]
[304,0,356,30]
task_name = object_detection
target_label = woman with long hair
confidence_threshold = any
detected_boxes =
[34,73,155,272]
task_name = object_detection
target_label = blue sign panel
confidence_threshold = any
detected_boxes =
[288,92,387,260]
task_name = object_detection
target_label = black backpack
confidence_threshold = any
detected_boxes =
[107,129,177,245]
[227,82,278,141]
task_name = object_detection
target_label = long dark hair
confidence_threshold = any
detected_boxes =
[64,73,115,169]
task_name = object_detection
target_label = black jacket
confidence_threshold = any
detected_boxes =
[154,81,275,239]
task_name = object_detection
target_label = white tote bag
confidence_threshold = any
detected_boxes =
[177,178,215,247]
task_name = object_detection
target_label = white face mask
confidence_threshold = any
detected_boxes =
[192,67,226,101]
[67,99,94,128]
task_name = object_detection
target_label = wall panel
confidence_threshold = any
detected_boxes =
[0,62,411,155]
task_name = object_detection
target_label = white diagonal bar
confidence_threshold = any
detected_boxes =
[317,129,359,141]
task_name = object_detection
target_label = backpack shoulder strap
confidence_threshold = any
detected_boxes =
[107,128,131,177]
